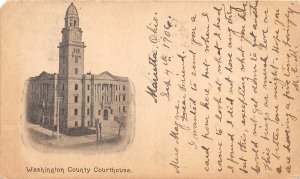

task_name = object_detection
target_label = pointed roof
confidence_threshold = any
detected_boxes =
[94,71,128,81]
[29,71,55,81]
[65,3,78,17]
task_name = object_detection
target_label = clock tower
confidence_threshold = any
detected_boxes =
[58,3,86,129]
[59,2,85,78]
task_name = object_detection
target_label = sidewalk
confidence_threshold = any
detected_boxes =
[26,122,121,147]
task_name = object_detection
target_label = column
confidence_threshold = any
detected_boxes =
[95,84,96,102]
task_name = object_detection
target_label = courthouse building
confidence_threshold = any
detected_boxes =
[26,3,131,130]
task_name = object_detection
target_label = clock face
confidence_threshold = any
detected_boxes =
[72,32,79,41]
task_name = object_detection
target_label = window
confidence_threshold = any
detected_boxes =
[123,85,126,90]
[75,121,78,127]
[123,106,126,112]
[75,68,78,74]
[123,94,126,101]
[116,85,118,90]
[104,109,108,120]
[74,109,78,115]
[62,84,65,91]
[75,56,78,63]
[75,84,78,90]
[74,96,78,103]
[87,108,89,115]
[87,84,90,90]
[87,96,90,103]
[73,48,80,53]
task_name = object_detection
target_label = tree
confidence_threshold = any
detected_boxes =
[115,116,126,139]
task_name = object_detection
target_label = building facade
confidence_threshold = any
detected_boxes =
[26,3,130,131]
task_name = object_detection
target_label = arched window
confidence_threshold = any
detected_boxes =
[103,109,109,120]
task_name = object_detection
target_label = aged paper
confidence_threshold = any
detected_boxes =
[0,0,300,178]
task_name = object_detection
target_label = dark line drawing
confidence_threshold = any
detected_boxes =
[24,3,135,151]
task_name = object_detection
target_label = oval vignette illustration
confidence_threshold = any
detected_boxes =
[21,3,136,153]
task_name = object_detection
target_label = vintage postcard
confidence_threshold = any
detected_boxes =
[0,0,300,178]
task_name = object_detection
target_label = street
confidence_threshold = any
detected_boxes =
[25,122,126,152]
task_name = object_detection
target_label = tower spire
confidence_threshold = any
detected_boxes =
[65,3,79,28]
